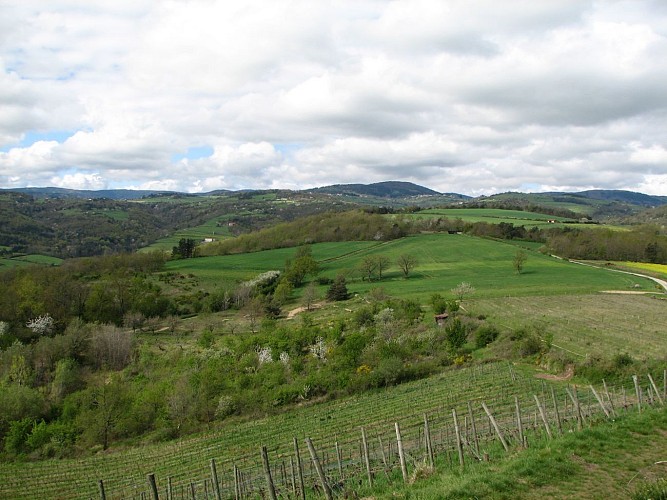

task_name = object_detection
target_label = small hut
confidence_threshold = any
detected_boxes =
[434,313,449,326]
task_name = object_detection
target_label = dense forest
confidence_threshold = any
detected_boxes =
[0,191,353,258]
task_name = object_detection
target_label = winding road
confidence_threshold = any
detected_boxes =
[570,259,667,293]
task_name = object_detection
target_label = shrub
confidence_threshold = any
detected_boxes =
[612,352,633,369]
[475,325,500,348]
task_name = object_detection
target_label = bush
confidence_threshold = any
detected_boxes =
[612,352,633,369]
[475,325,500,348]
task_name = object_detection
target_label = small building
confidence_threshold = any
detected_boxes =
[434,313,449,326]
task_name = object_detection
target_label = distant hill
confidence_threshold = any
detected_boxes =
[307,181,442,198]
[1,187,177,200]
[574,189,667,207]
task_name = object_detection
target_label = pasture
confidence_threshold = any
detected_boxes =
[161,233,658,302]
[0,254,63,268]
[407,208,577,227]
[143,216,233,252]
[469,294,667,359]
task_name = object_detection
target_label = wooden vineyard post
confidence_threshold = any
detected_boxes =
[289,458,297,497]
[395,422,409,483]
[210,458,222,500]
[167,477,173,500]
[467,401,480,457]
[566,386,583,430]
[481,402,509,452]
[378,435,388,470]
[515,396,525,447]
[533,395,553,439]
[293,437,306,500]
[602,380,616,417]
[189,482,195,500]
[98,479,106,500]
[147,473,159,500]
[589,386,610,419]
[424,414,435,468]
[361,427,373,487]
[305,438,333,500]
[550,388,563,435]
[633,375,642,412]
[452,408,465,468]
[335,441,344,480]
[260,446,278,500]
[234,465,241,500]
[648,374,664,406]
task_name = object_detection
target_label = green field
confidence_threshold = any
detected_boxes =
[469,294,666,359]
[162,234,658,301]
[407,208,577,227]
[143,216,234,252]
[0,254,63,268]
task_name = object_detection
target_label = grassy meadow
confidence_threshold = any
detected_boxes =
[407,207,577,226]
[141,216,234,252]
[161,233,658,302]
[0,254,63,269]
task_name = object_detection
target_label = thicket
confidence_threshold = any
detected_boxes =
[544,225,667,263]
[0,262,502,460]
[201,210,415,255]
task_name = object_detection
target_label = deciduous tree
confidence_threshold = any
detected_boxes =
[396,253,417,278]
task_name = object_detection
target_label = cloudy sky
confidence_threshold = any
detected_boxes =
[1,1,667,196]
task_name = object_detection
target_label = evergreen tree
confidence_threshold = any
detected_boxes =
[326,275,349,301]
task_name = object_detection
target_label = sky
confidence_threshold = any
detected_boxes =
[1,1,667,196]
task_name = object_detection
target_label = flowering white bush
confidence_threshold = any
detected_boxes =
[309,336,327,361]
[279,351,290,365]
[242,270,281,289]
[26,314,54,335]
[0,321,7,336]
[255,346,273,365]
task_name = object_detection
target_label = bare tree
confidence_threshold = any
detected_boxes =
[359,256,379,281]
[396,254,418,278]
[89,325,133,370]
[376,255,390,279]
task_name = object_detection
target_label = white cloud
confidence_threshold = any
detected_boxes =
[1,0,666,195]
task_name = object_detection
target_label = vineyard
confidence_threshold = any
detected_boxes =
[1,362,664,499]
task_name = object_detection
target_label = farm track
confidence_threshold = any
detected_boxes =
[570,259,667,292]
[318,240,396,263]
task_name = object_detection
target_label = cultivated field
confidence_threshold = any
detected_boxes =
[2,361,660,499]
[159,234,658,302]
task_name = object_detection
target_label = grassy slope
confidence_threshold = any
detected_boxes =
[162,233,658,301]
[368,407,667,499]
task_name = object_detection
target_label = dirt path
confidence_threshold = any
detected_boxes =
[286,301,326,319]
[535,364,575,382]
[570,259,667,293]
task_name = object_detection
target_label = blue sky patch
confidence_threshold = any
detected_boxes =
[171,145,214,162]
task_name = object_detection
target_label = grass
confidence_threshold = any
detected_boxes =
[370,406,667,499]
[141,216,234,252]
[160,234,659,303]
[468,294,667,359]
[0,254,63,268]
[407,208,577,227]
